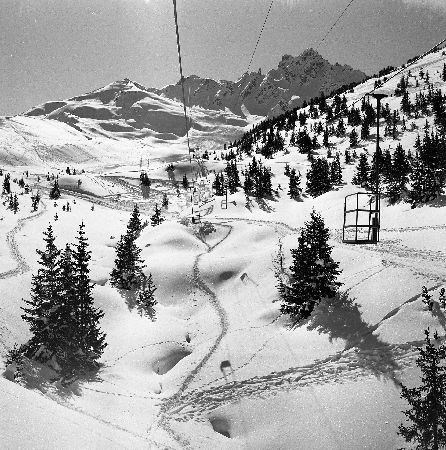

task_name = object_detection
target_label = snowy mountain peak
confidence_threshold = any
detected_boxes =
[0,76,248,167]
[156,51,367,117]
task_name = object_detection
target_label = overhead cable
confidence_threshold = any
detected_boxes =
[315,0,357,51]
[246,0,275,74]
[172,0,191,154]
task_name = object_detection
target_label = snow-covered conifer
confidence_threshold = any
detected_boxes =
[280,211,341,323]
[21,225,61,362]
[71,223,106,372]
[399,328,446,450]
[136,273,157,317]
[288,169,301,200]
[127,203,142,237]
[306,158,331,197]
[151,203,164,226]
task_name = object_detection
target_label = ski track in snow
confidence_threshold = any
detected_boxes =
[154,223,233,448]
[0,201,47,280]
[5,183,446,447]
[157,217,446,431]
[170,342,419,421]
[0,202,47,355]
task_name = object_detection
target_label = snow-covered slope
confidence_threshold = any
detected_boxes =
[0,79,248,168]
[152,49,367,117]
[24,79,247,139]
[1,46,446,450]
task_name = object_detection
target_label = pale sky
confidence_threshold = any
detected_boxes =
[1,0,446,115]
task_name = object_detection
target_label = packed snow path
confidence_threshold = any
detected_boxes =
[0,202,46,279]
[156,223,232,447]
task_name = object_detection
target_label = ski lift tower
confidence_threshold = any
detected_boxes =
[343,89,390,244]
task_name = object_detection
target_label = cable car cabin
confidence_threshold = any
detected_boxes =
[342,192,380,244]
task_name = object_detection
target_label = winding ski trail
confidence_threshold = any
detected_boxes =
[0,201,46,280]
[155,223,232,448]
[0,202,47,354]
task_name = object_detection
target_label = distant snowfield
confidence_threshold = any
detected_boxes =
[1,47,446,449]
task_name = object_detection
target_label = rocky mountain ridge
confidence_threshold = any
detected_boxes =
[151,48,367,117]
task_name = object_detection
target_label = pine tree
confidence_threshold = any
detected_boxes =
[363,103,376,127]
[306,158,332,197]
[387,143,410,201]
[243,171,253,195]
[3,173,10,195]
[382,149,393,180]
[162,193,169,209]
[49,180,60,200]
[213,173,225,196]
[56,244,79,374]
[361,121,370,140]
[432,90,446,133]
[408,131,446,205]
[280,211,341,323]
[296,128,313,154]
[140,172,150,198]
[257,164,273,198]
[323,128,329,148]
[336,119,346,137]
[127,203,142,237]
[151,203,164,226]
[71,223,107,373]
[110,230,146,290]
[344,149,352,164]
[369,147,384,192]
[330,153,343,185]
[21,225,61,362]
[399,327,446,450]
[408,154,428,206]
[136,273,157,317]
[225,160,240,194]
[401,91,412,116]
[352,153,370,187]
[9,194,19,214]
[31,192,41,212]
[288,169,302,200]
[392,110,399,139]
[182,174,189,190]
[349,128,359,147]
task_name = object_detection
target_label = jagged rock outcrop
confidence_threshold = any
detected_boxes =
[152,48,367,117]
